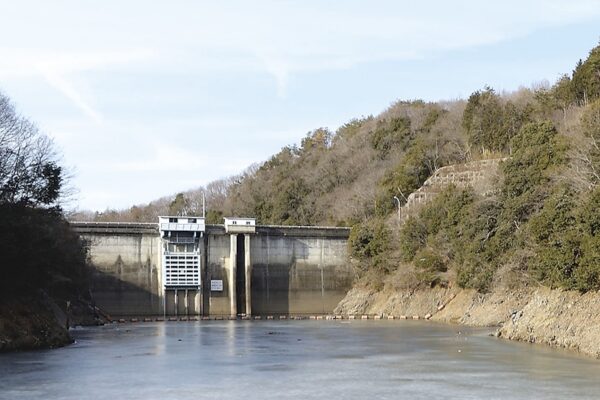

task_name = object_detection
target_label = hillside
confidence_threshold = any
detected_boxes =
[73,43,600,297]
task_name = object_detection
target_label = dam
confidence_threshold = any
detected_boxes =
[71,217,353,317]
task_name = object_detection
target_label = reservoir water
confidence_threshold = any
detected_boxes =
[1,320,600,399]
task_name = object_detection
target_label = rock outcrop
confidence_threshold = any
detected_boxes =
[335,286,600,358]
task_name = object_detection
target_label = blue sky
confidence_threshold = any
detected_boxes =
[0,0,599,211]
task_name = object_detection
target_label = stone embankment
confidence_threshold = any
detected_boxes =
[334,286,600,358]
[398,158,503,222]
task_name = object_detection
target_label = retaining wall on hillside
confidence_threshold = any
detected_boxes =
[399,158,504,222]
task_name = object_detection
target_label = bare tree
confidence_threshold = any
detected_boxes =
[565,101,600,190]
[0,92,64,208]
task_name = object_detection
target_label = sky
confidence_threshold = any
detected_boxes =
[0,0,599,211]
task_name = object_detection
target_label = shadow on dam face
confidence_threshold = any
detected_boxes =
[79,225,354,317]
[89,266,161,317]
[251,236,317,316]
[244,235,354,316]
[251,262,290,315]
[235,233,246,315]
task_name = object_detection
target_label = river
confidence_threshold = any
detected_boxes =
[1,320,599,399]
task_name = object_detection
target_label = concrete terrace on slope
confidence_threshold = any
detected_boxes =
[397,158,504,223]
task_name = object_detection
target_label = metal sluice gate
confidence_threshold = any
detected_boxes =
[159,216,204,316]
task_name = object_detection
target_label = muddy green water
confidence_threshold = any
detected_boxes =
[1,320,600,399]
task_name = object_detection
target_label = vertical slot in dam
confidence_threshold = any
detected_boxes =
[236,233,246,315]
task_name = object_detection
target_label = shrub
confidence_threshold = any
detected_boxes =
[377,141,431,215]
[502,121,566,200]
[579,186,600,235]
[574,235,600,291]
[0,204,89,298]
[463,87,506,152]
[369,117,412,158]
[571,44,600,104]
[413,248,447,272]
[456,260,495,292]
[348,218,390,260]
[398,217,427,261]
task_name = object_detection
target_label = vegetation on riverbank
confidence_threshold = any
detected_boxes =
[0,92,97,351]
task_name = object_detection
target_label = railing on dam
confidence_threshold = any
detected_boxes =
[71,221,159,235]
[203,223,350,238]
[71,221,351,238]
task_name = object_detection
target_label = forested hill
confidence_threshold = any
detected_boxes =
[74,43,600,293]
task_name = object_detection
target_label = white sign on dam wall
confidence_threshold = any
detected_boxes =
[210,280,223,291]
[70,218,353,317]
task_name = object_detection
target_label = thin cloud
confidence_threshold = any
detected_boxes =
[0,48,155,77]
[39,69,103,123]
[0,48,154,122]
[109,142,210,173]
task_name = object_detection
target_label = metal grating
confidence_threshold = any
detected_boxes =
[164,252,200,287]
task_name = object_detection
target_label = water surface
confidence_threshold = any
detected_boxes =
[1,321,599,399]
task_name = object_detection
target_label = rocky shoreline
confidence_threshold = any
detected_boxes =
[0,296,72,352]
[334,286,600,358]
[0,294,104,352]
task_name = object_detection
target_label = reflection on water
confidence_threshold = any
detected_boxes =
[1,321,600,400]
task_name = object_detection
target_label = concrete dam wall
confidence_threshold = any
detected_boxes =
[250,234,349,315]
[72,222,353,317]
[73,223,161,316]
